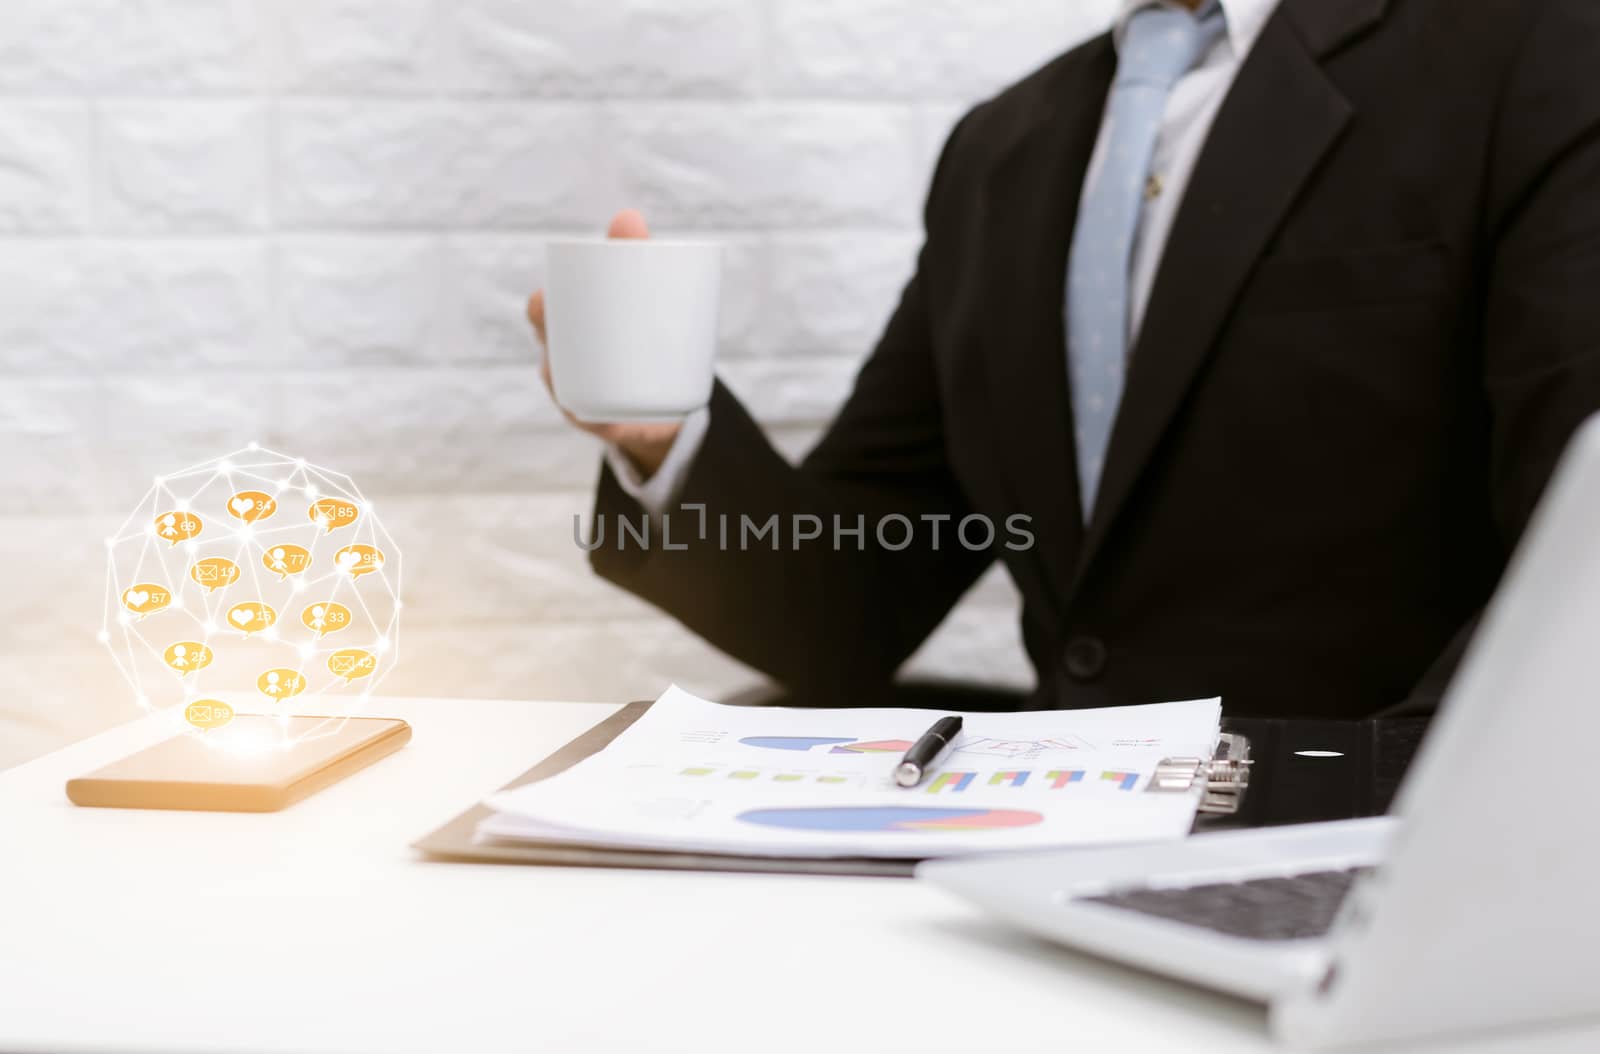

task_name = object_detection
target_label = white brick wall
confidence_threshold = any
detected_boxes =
[0,0,1119,769]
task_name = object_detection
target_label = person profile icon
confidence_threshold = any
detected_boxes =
[160,513,178,538]
[264,671,282,695]
[270,547,288,573]
[309,605,327,631]
[169,644,188,668]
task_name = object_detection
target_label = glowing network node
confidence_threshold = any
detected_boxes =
[102,447,402,746]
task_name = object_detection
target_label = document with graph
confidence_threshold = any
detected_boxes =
[479,686,1222,858]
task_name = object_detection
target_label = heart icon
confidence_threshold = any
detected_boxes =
[230,497,255,516]
[126,589,149,609]
[337,551,360,569]
[230,608,253,626]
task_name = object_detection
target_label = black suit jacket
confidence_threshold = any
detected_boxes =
[590,0,1600,718]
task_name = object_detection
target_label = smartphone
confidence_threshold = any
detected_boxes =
[66,715,411,812]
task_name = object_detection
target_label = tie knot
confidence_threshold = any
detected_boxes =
[1116,3,1227,91]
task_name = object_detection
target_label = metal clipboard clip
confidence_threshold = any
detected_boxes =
[1147,732,1253,815]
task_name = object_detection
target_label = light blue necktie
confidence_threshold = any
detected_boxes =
[1067,2,1226,517]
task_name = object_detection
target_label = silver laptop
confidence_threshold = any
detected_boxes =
[918,415,1600,1050]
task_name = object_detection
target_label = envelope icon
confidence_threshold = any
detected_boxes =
[197,565,218,583]
[187,704,211,722]
[330,656,355,675]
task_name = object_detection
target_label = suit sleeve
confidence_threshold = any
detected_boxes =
[588,114,994,706]
[1396,0,1600,715]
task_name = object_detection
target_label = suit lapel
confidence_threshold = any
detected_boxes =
[980,37,1115,614]
[1073,0,1381,584]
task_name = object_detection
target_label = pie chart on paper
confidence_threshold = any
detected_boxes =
[738,736,856,752]
[736,806,1043,833]
[736,736,916,754]
[827,739,914,755]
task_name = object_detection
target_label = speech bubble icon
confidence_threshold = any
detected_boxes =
[121,583,172,619]
[257,668,307,700]
[188,556,240,593]
[163,641,214,676]
[300,601,351,638]
[227,490,277,523]
[184,699,234,730]
[226,601,277,637]
[262,544,312,581]
[309,498,360,534]
[154,511,203,547]
[333,543,385,579]
[327,648,377,684]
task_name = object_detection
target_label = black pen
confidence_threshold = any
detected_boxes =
[894,715,964,788]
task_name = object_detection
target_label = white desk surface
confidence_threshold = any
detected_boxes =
[1,696,1595,1054]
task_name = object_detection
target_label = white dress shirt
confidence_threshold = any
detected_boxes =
[609,0,1283,514]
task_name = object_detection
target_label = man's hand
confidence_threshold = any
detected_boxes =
[528,208,683,480]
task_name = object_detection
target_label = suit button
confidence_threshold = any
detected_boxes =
[1064,636,1108,681]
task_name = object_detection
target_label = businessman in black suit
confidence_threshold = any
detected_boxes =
[527,0,1600,718]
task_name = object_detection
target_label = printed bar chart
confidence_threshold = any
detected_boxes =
[1045,769,1085,789]
[926,772,976,794]
[988,771,1030,787]
[1101,771,1139,791]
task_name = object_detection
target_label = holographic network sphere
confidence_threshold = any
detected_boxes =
[101,444,401,748]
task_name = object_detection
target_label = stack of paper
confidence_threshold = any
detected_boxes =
[479,686,1221,860]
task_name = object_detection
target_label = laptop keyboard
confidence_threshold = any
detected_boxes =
[1081,867,1370,942]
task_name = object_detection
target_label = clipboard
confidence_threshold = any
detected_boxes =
[413,701,1339,878]
[414,702,915,876]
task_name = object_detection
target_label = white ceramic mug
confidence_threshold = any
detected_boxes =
[543,238,723,422]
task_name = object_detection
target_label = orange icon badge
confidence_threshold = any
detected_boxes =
[327,649,377,684]
[184,699,234,730]
[227,490,277,523]
[163,641,214,676]
[121,583,172,619]
[189,556,240,593]
[154,511,202,546]
[333,544,385,579]
[262,544,311,581]
[309,499,359,533]
[226,601,277,637]
[257,668,307,700]
[301,601,351,638]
